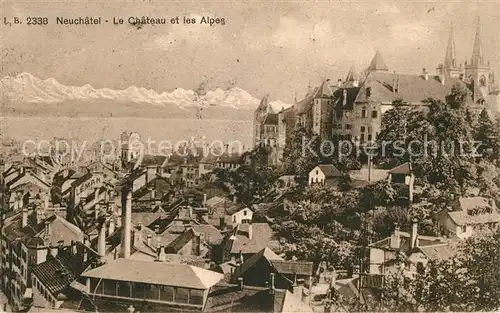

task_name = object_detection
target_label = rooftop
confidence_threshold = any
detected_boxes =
[82,259,224,290]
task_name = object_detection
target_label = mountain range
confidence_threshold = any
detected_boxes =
[0,72,291,118]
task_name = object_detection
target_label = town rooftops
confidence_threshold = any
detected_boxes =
[417,243,457,261]
[81,259,224,290]
[316,164,342,178]
[204,283,287,313]
[232,247,283,278]
[223,223,276,255]
[447,196,500,225]
[369,230,446,253]
[270,260,314,276]
[355,71,475,106]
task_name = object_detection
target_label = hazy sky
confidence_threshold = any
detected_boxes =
[1,0,499,102]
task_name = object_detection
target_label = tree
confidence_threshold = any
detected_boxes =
[475,109,500,160]
[282,126,320,178]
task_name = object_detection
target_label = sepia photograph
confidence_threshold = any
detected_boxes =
[0,0,499,312]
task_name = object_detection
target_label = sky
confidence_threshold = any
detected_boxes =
[1,0,499,103]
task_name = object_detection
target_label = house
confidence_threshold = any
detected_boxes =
[308,164,342,186]
[387,162,416,202]
[30,242,99,310]
[231,247,314,295]
[81,257,309,313]
[216,152,242,170]
[81,258,224,311]
[203,197,253,230]
[387,162,414,185]
[220,223,278,263]
[0,209,85,311]
[368,222,452,278]
[435,196,500,239]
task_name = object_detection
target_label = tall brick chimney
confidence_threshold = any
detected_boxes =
[120,186,132,259]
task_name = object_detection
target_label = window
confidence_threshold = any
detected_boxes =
[361,108,367,118]
[479,75,486,87]
[372,111,378,118]
[103,280,116,296]
[366,87,371,97]
[360,126,366,132]
[132,282,146,299]
[117,281,130,297]
[190,289,204,305]
[360,134,365,142]
[460,225,467,233]
[243,210,247,216]
[344,111,350,118]
[90,278,103,294]
[176,287,189,304]
[345,124,352,130]
[144,284,159,300]
[368,134,372,141]
[160,286,174,302]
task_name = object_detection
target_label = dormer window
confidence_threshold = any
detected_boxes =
[366,87,372,98]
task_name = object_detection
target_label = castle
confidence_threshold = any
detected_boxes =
[253,18,499,165]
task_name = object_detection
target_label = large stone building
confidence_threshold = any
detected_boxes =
[253,18,499,163]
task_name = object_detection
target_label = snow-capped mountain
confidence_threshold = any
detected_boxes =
[0,72,292,111]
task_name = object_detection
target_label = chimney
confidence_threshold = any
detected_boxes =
[390,224,400,249]
[120,187,132,259]
[392,72,397,93]
[440,73,446,86]
[203,193,207,206]
[57,240,64,255]
[233,195,237,204]
[95,203,100,220]
[71,240,77,255]
[219,216,225,230]
[410,219,418,249]
[108,217,116,236]
[237,277,243,291]
[22,208,28,228]
[157,245,166,262]
[337,79,342,87]
[269,273,275,295]
[146,234,152,246]
[98,222,107,257]
[342,89,347,106]
[44,220,51,236]
[44,194,49,209]
[248,223,253,240]
[134,225,143,247]
[238,250,243,264]
[422,68,428,80]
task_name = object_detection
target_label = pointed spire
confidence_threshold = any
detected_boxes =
[345,66,357,82]
[471,17,484,66]
[367,51,389,72]
[444,22,457,70]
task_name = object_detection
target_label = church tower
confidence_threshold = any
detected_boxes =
[437,23,463,78]
[465,17,492,99]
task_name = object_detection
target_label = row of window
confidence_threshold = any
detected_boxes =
[89,279,204,306]
[342,110,378,119]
